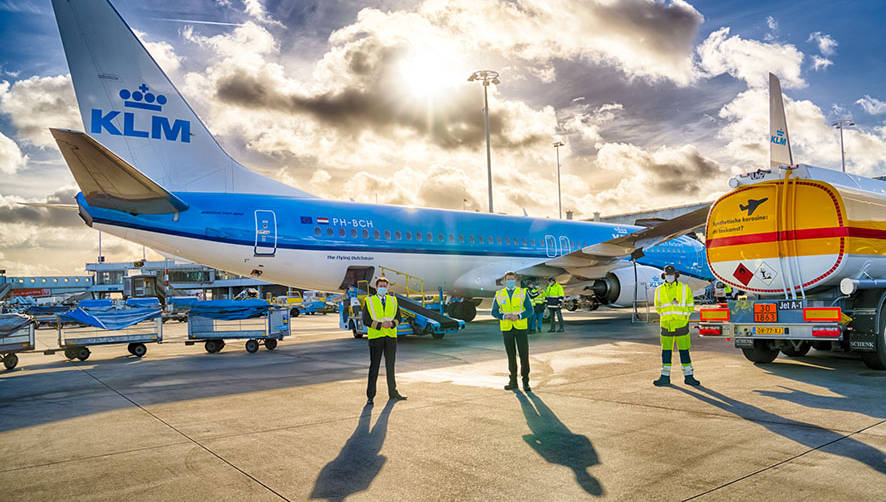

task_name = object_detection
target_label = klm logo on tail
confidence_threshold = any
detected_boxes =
[770,128,786,146]
[90,84,190,143]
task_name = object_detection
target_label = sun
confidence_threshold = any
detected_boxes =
[398,46,462,99]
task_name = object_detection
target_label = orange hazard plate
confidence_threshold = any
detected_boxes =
[754,304,777,323]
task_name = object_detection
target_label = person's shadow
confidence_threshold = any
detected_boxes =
[311,400,397,501]
[516,392,604,496]
[676,386,885,474]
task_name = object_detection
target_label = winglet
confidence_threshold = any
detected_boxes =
[51,128,188,214]
[769,72,793,170]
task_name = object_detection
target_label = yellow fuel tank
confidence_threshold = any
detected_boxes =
[705,170,886,296]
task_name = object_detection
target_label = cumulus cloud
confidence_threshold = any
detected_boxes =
[133,29,183,73]
[696,27,805,88]
[857,95,886,115]
[0,74,80,148]
[0,131,27,174]
[808,31,837,56]
[811,55,833,71]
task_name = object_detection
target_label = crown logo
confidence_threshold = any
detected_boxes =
[776,129,784,137]
[119,84,167,111]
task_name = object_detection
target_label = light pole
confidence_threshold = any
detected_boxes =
[832,119,854,173]
[468,70,500,213]
[553,141,564,219]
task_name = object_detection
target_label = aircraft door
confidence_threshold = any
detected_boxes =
[254,210,277,256]
[559,236,572,255]
[545,235,557,257]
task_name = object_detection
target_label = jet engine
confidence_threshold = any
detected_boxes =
[591,265,663,307]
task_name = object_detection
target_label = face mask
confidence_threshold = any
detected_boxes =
[665,275,676,283]
[377,287,387,296]
[506,280,516,289]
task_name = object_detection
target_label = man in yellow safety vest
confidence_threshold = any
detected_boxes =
[545,277,566,332]
[492,271,534,391]
[526,280,545,333]
[653,265,700,387]
[361,277,407,405]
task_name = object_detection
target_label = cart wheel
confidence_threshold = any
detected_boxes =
[76,347,91,361]
[64,348,77,360]
[264,339,278,351]
[204,340,222,354]
[3,354,18,370]
[245,339,259,353]
[290,308,300,317]
[131,343,147,358]
[127,343,136,355]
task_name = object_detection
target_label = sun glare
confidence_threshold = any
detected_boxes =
[398,47,461,98]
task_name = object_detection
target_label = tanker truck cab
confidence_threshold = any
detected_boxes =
[699,74,886,370]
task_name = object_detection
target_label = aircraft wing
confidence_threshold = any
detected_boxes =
[540,205,711,277]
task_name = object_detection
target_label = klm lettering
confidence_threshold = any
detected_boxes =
[91,109,190,143]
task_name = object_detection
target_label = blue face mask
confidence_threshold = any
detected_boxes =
[377,287,387,296]
[506,280,516,289]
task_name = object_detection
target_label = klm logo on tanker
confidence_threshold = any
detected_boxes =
[771,128,786,145]
[90,84,190,143]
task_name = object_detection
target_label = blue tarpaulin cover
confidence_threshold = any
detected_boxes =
[0,314,32,337]
[78,299,114,310]
[59,307,161,330]
[25,305,70,315]
[188,299,270,320]
[125,297,161,308]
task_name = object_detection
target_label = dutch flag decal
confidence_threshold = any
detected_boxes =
[317,217,329,224]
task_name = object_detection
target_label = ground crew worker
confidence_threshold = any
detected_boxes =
[714,281,726,303]
[545,277,565,332]
[362,277,407,405]
[527,281,545,333]
[653,265,700,387]
[492,271,533,391]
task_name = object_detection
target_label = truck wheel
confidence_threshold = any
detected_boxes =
[861,305,886,370]
[3,354,18,370]
[245,340,259,353]
[131,343,147,358]
[565,301,577,312]
[64,348,77,360]
[781,341,811,357]
[741,341,779,364]
[460,302,477,322]
[264,339,278,351]
[76,347,91,361]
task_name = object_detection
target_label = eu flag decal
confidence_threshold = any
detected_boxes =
[300,216,312,224]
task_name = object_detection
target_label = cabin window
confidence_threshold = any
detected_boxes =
[351,228,358,238]
[449,234,455,243]
[522,238,527,246]
[362,229,369,239]
[497,236,503,245]
[326,227,334,237]
[339,228,346,237]
[505,237,510,245]
[416,232,422,241]
[384,230,391,240]
[530,238,535,246]
[395,231,402,240]
[427,232,433,241]
[405,231,412,240]
[314,227,321,236]
[459,235,465,243]
[469,235,475,244]
[488,235,494,245]
[437,233,444,242]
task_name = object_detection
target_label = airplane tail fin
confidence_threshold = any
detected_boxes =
[50,0,310,197]
[769,72,793,170]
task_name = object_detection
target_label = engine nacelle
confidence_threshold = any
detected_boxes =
[591,265,663,307]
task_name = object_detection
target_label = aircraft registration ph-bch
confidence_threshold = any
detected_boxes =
[48,0,713,320]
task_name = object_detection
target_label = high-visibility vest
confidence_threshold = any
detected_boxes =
[654,281,694,332]
[366,294,398,339]
[546,282,564,298]
[529,287,545,305]
[496,287,528,331]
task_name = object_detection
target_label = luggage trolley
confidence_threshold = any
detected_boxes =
[187,306,290,354]
[0,314,35,370]
[50,299,163,361]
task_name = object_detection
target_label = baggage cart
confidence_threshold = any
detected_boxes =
[1,320,35,370]
[187,307,289,354]
[50,316,163,361]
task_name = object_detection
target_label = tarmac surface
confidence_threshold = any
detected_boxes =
[1,309,884,501]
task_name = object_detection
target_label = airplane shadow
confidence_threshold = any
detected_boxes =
[516,391,604,496]
[310,400,397,501]
[676,386,885,474]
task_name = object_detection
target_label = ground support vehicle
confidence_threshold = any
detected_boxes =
[0,318,35,370]
[340,286,465,340]
[187,307,290,354]
[50,316,163,361]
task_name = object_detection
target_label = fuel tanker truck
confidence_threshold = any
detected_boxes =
[698,74,886,370]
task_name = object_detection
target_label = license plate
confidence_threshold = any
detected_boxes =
[754,303,777,322]
[755,326,784,335]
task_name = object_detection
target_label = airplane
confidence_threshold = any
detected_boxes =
[739,198,768,216]
[46,0,713,322]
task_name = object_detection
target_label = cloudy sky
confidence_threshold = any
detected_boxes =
[1,0,885,275]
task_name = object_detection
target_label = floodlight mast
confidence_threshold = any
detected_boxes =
[832,119,854,173]
[468,70,500,213]
[553,141,565,219]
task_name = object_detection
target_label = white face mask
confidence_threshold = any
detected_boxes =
[377,287,387,296]
[665,275,676,283]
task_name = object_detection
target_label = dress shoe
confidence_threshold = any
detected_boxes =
[523,379,532,392]
[684,375,701,386]
[389,393,407,401]
[653,375,670,387]
[504,380,518,390]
